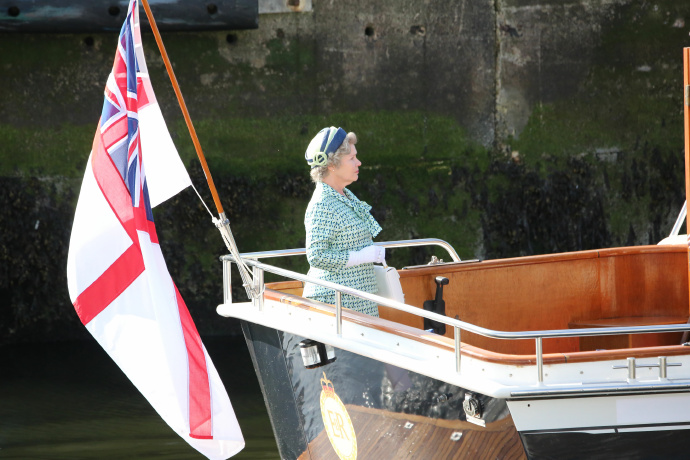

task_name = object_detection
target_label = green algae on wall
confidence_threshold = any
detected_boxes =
[172,110,481,177]
[506,97,683,249]
[0,124,94,177]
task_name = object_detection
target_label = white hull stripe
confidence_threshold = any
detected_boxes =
[521,421,690,435]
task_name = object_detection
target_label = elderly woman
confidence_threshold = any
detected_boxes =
[303,126,385,316]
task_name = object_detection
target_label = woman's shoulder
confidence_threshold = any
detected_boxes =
[307,183,347,213]
[306,197,347,221]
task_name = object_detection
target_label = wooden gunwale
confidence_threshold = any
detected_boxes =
[397,244,686,278]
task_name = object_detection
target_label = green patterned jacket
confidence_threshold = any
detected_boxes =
[303,182,382,316]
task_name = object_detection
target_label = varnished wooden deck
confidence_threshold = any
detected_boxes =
[297,405,525,460]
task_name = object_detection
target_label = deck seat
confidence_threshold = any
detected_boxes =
[568,316,688,351]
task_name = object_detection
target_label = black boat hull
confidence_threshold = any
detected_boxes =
[241,320,525,460]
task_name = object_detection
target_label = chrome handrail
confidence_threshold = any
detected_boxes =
[231,238,462,262]
[221,240,690,384]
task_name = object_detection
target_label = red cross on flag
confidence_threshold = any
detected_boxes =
[66,1,244,458]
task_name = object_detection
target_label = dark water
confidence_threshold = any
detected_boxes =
[0,333,280,459]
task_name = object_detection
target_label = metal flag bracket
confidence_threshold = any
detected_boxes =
[214,212,260,300]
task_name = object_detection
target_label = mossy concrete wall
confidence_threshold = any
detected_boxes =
[2,0,690,342]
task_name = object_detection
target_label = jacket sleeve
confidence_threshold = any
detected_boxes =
[305,203,349,271]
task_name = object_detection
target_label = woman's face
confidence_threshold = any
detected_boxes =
[331,145,361,186]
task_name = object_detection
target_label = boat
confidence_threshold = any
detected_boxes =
[215,51,690,459]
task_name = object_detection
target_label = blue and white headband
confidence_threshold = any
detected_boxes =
[305,126,347,168]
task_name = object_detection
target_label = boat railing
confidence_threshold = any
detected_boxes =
[230,238,463,262]
[221,238,690,385]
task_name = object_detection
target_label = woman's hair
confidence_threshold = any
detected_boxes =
[310,132,358,183]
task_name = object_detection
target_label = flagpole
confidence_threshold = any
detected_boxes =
[681,48,690,343]
[139,0,259,299]
[139,0,224,216]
